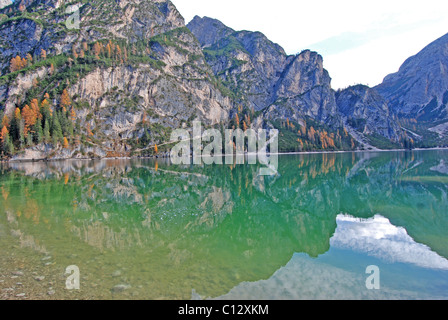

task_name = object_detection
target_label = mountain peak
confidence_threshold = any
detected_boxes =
[376,31,448,120]
[187,15,234,48]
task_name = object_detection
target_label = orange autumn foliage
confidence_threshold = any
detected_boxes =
[0,126,9,144]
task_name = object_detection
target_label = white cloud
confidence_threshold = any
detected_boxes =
[214,254,442,300]
[331,214,448,270]
[171,0,448,89]
[209,213,448,300]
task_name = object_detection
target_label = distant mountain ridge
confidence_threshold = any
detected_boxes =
[187,16,407,149]
[375,32,448,122]
[187,16,338,123]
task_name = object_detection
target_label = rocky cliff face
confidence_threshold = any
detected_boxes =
[336,85,401,141]
[187,16,339,125]
[375,32,448,122]
[187,16,411,147]
[0,0,234,159]
[0,0,11,10]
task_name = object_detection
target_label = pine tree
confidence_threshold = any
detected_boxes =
[43,118,50,142]
[75,119,81,136]
[9,108,21,142]
[26,131,33,147]
[52,111,63,145]
[18,119,25,148]
[1,126,13,155]
[40,99,51,121]
[35,119,43,144]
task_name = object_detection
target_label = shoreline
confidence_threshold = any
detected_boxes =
[1,147,448,164]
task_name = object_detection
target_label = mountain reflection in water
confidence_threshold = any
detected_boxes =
[0,150,447,299]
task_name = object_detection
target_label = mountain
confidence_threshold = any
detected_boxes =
[187,16,407,151]
[0,0,234,159]
[187,16,340,125]
[1,1,445,160]
[375,32,448,122]
[374,32,448,146]
[336,85,402,145]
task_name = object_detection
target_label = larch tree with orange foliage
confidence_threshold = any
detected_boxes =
[0,126,9,143]
[60,89,71,110]
[9,55,27,72]
[21,104,39,137]
[1,115,9,129]
[106,42,112,58]
[234,114,240,129]
[70,108,76,122]
[63,137,69,148]
[93,42,102,59]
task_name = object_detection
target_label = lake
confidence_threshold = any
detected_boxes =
[1,150,448,300]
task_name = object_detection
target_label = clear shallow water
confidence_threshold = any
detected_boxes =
[0,150,447,300]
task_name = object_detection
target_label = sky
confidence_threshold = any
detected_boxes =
[171,0,448,89]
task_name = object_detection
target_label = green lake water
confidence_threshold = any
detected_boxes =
[0,150,447,300]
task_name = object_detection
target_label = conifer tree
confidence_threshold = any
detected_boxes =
[35,119,43,144]
[1,126,13,155]
[43,118,50,142]
[52,111,63,145]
